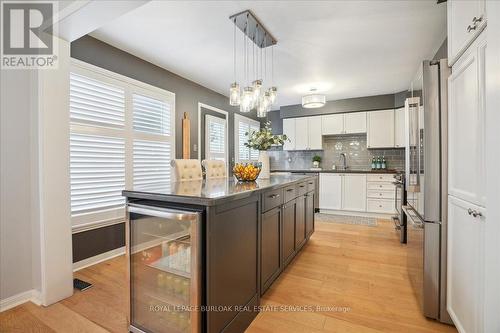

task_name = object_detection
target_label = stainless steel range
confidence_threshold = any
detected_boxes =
[392,173,406,244]
[403,59,452,324]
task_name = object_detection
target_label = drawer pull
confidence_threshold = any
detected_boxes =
[269,194,280,199]
[299,185,305,188]
[286,189,294,192]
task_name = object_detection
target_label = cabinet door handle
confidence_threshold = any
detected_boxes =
[472,15,483,24]
[467,24,477,33]
[269,194,280,199]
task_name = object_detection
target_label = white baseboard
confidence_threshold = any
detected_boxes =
[73,246,125,272]
[318,209,395,220]
[0,289,41,312]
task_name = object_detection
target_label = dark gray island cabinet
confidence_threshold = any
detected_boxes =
[123,175,316,333]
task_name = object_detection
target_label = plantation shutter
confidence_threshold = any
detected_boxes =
[69,63,175,229]
[133,94,171,135]
[235,114,260,163]
[70,133,125,214]
[70,72,125,128]
[205,115,226,162]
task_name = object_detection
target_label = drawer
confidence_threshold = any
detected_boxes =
[367,174,396,183]
[262,188,283,212]
[283,184,297,203]
[297,181,308,196]
[306,178,316,192]
[367,190,395,199]
[367,199,395,214]
[367,182,395,191]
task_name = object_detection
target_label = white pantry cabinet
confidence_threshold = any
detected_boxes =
[394,107,405,148]
[342,174,367,212]
[448,32,486,207]
[321,112,366,135]
[367,109,395,148]
[283,116,322,151]
[447,195,485,333]
[282,118,295,151]
[448,0,487,66]
[319,174,342,210]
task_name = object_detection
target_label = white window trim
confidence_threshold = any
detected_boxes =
[234,113,260,163]
[70,58,175,232]
[197,103,229,175]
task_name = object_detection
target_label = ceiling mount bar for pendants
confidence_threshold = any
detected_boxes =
[229,9,277,48]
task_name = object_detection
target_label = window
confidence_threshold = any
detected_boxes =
[70,60,175,230]
[234,114,260,163]
[205,115,227,162]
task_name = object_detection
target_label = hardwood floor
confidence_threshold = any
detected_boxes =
[0,218,457,333]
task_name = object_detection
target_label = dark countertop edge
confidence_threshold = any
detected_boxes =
[122,175,316,206]
[271,169,403,174]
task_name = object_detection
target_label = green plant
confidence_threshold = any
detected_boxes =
[245,121,289,151]
[312,155,322,163]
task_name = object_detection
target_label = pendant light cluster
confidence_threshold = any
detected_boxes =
[229,10,277,118]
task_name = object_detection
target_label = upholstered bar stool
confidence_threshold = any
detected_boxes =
[201,160,227,179]
[171,159,203,181]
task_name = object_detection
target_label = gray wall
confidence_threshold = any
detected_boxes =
[0,70,38,300]
[433,38,448,60]
[70,35,261,262]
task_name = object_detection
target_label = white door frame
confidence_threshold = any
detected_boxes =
[197,103,229,175]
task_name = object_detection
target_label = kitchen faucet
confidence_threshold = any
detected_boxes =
[340,153,348,170]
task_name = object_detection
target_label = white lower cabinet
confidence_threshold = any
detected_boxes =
[320,173,396,215]
[447,195,485,333]
[342,174,367,211]
[319,174,342,210]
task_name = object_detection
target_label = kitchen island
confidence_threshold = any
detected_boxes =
[123,174,316,333]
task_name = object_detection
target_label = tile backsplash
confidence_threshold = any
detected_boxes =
[269,134,405,171]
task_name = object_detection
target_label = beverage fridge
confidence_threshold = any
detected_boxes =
[127,203,202,333]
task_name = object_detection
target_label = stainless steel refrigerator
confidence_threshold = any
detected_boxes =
[403,59,453,324]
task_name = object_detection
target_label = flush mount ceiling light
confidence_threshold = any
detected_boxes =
[229,10,278,117]
[302,89,326,108]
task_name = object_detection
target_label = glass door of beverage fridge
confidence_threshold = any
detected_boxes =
[127,204,201,333]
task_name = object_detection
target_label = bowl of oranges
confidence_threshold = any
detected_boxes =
[233,162,262,182]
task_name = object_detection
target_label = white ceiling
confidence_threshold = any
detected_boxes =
[91,0,446,107]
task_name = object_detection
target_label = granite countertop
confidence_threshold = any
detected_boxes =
[123,174,314,206]
[271,169,402,174]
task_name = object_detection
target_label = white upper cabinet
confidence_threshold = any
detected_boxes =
[308,116,323,150]
[294,118,309,150]
[283,118,296,151]
[448,0,487,66]
[322,112,366,135]
[394,107,405,148]
[342,174,367,212]
[448,32,486,207]
[367,109,395,149]
[344,112,367,134]
[284,116,322,150]
[321,114,344,135]
[319,174,342,210]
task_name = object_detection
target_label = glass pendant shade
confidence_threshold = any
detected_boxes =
[240,86,254,113]
[229,82,241,106]
[268,87,277,105]
[302,93,326,108]
[257,92,270,117]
